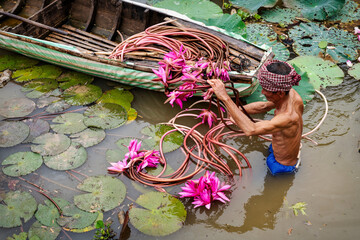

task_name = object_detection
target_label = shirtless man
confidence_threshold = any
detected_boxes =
[208,60,303,175]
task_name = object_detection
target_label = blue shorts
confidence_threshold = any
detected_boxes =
[266,144,297,176]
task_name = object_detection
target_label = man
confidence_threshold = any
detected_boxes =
[208,60,303,175]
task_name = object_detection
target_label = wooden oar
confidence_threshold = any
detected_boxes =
[0,11,68,35]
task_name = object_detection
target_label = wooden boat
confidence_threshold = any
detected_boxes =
[0,0,273,96]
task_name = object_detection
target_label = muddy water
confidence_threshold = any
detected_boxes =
[0,57,359,240]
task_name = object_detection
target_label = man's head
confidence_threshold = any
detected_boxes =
[257,60,301,93]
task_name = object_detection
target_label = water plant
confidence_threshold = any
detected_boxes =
[93,220,116,240]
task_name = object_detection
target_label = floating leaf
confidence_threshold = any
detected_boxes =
[0,121,30,147]
[25,90,45,99]
[328,0,360,22]
[36,96,62,108]
[63,212,103,233]
[0,97,35,118]
[283,0,346,20]
[141,124,184,153]
[12,65,62,82]
[289,202,307,216]
[127,107,138,122]
[6,232,28,240]
[154,0,223,20]
[129,192,187,236]
[83,103,127,129]
[63,84,102,106]
[2,152,43,177]
[46,100,71,113]
[57,201,98,229]
[246,23,289,61]
[289,22,359,63]
[70,128,106,148]
[106,137,151,163]
[289,56,344,90]
[261,7,300,25]
[0,191,37,228]
[28,221,61,240]
[57,71,94,89]
[35,198,68,227]
[74,175,126,212]
[50,113,87,134]
[96,88,134,111]
[348,63,360,80]
[22,119,50,143]
[22,78,58,93]
[43,142,87,170]
[31,133,71,156]
[196,14,246,37]
[0,54,38,71]
[230,0,277,13]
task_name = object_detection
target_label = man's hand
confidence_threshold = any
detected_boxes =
[207,79,230,101]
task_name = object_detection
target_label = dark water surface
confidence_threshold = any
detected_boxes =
[0,56,359,239]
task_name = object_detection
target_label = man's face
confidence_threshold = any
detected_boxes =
[261,88,282,102]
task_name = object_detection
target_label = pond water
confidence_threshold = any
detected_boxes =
[0,45,359,239]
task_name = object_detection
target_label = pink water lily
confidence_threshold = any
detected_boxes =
[197,109,218,128]
[125,139,142,160]
[354,27,360,35]
[107,159,130,174]
[179,171,231,209]
[153,65,170,84]
[346,60,353,67]
[165,91,184,108]
[137,150,161,171]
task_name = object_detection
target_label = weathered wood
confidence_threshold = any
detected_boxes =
[45,36,89,52]
[62,24,118,47]
[46,33,108,52]
[0,0,25,21]
[108,0,123,41]
[0,10,68,35]
[85,0,97,32]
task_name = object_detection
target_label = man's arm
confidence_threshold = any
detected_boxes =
[208,79,291,136]
[242,101,275,115]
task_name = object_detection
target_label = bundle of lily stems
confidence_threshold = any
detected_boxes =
[108,20,252,190]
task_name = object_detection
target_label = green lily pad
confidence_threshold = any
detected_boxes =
[57,71,94,89]
[0,54,38,71]
[83,103,127,129]
[96,88,133,111]
[22,78,58,93]
[6,232,28,240]
[129,192,187,237]
[246,23,290,61]
[348,63,360,80]
[261,7,300,25]
[0,97,35,118]
[43,142,87,170]
[63,84,102,106]
[289,22,360,63]
[74,175,126,212]
[50,113,87,134]
[328,0,360,22]
[36,96,62,108]
[63,211,103,233]
[127,107,138,122]
[12,65,62,82]
[283,0,345,20]
[230,0,277,13]
[0,191,37,228]
[0,121,30,147]
[70,128,106,148]
[28,221,61,240]
[196,14,246,37]
[106,137,151,163]
[141,124,184,153]
[23,119,50,143]
[25,90,45,99]
[57,201,99,229]
[46,100,71,113]
[2,152,43,177]
[31,133,71,156]
[153,0,222,20]
[289,56,344,90]
[35,198,69,227]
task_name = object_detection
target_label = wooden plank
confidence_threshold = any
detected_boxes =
[108,0,123,41]
[46,33,105,52]
[49,32,111,52]
[85,0,97,32]
[61,24,118,47]
[44,36,89,52]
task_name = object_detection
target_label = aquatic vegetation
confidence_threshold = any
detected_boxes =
[2,152,43,177]
[290,202,307,216]
[93,220,116,240]
[179,171,231,209]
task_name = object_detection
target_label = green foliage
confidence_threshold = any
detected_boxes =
[70,128,106,148]
[328,0,360,22]
[230,0,278,13]
[348,63,360,80]
[0,121,30,148]
[31,133,71,156]
[261,7,299,25]
[2,152,43,177]
[57,71,94,89]
[12,65,62,82]
[0,54,38,71]
[83,103,127,130]
[283,0,345,20]
[154,0,223,20]
[28,221,61,240]
[93,220,116,240]
[23,78,58,93]
[63,84,102,106]
[0,97,35,118]
[23,118,50,143]
[50,113,87,134]
[6,232,28,240]
[290,202,307,216]
[223,2,232,9]
[289,22,360,63]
